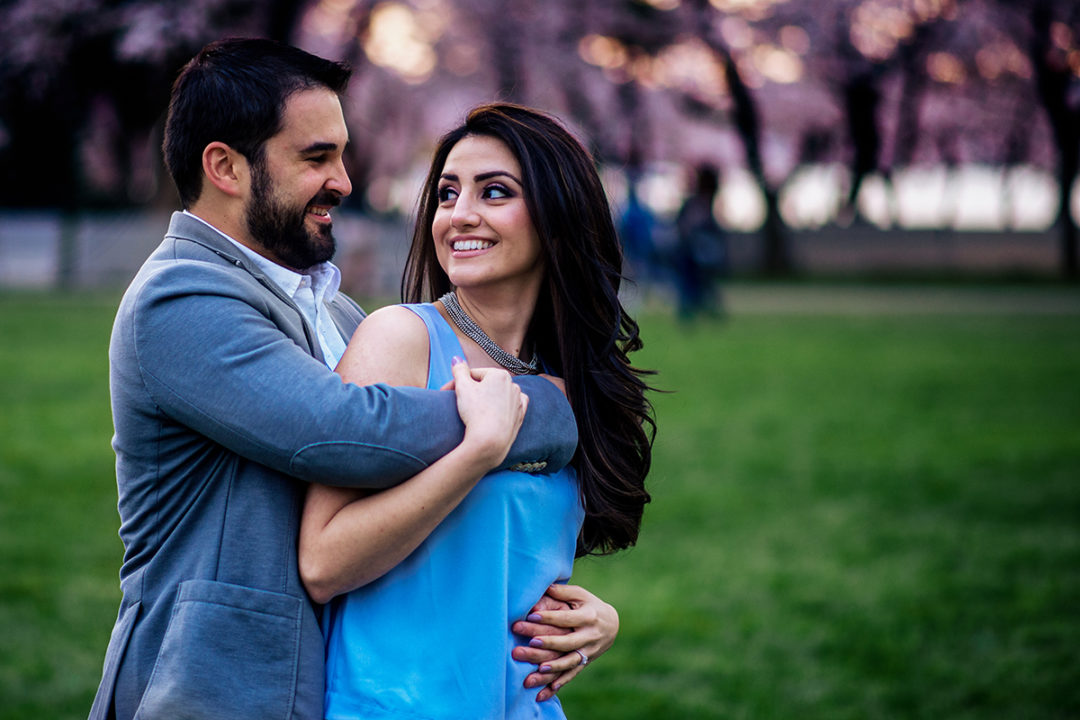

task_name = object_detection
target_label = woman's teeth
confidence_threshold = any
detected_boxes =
[453,239,493,251]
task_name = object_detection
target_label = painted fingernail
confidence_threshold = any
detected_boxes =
[527,613,543,622]
[539,665,552,673]
[451,356,463,366]
[529,638,544,648]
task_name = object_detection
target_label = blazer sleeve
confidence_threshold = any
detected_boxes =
[125,262,576,488]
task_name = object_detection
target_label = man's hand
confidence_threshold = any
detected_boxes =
[511,583,619,701]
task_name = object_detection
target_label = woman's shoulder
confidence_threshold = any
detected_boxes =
[338,304,430,387]
[354,305,432,354]
[361,303,418,318]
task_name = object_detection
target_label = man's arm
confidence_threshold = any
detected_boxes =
[126,263,576,488]
[300,306,530,601]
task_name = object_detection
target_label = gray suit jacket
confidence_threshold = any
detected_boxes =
[89,212,578,720]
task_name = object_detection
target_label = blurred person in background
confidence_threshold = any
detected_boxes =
[300,103,655,719]
[90,39,615,720]
[618,163,659,289]
[673,163,727,320]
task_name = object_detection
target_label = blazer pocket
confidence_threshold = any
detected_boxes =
[135,580,302,720]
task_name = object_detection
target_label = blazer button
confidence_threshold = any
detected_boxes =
[509,461,547,473]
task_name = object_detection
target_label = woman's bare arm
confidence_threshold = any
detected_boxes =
[299,306,527,604]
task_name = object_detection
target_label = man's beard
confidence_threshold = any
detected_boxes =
[246,160,339,270]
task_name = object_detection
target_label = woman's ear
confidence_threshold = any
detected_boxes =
[201,141,249,198]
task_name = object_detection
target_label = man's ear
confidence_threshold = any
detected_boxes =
[202,142,249,198]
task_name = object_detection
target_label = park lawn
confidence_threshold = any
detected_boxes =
[1,288,1078,719]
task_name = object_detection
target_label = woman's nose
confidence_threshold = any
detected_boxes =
[451,196,480,228]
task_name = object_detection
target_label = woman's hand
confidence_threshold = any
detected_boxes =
[451,358,528,469]
[511,583,619,701]
[299,358,530,601]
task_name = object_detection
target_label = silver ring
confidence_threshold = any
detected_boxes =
[575,650,589,667]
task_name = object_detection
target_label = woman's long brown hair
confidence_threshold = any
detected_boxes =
[403,103,655,556]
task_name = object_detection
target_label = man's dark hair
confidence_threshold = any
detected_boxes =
[162,38,351,208]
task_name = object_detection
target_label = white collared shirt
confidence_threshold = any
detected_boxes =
[182,211,349,369]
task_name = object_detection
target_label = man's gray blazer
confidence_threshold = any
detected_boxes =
[88,212,577,720]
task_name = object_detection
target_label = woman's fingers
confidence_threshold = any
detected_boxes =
[514,646,560,689]
[532,584,619,656]
[513,588,572,636]
[450,358,527,466]
[512,645,560,665]
[527,591,572,614]
[533,658,589,702]
[539,649,589,675]
[521,606,593,631]
[519,648,589,695]
[516,584,620,702]
[511,617,573,638]
[518,587,593,631]
[541,582,589,603]
[524,627,593,654]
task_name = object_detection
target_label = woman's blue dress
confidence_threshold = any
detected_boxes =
[321,303,584,720]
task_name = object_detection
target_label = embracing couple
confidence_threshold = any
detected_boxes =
[89,38,654,720]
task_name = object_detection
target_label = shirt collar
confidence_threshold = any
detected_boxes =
[181,210,341,302]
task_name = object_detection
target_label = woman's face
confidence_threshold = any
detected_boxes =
[432,135,544,295]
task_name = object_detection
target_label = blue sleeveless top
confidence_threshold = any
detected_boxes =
[322,303,584,720]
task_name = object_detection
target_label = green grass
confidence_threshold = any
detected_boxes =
[2,287,1078,719]
[0,292,121,719]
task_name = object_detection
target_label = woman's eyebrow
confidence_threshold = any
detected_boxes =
[475,170,522,184]
[439,170,523,184]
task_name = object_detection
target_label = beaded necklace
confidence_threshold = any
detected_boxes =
[439,291,539,375]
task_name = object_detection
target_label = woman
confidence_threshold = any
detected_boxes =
[300,103,654,719]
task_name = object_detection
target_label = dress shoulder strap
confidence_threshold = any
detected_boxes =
[401,303,464,390]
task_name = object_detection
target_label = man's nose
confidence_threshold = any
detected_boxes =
[327,158,352,197]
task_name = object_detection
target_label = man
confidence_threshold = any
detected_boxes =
[89,38,601,720]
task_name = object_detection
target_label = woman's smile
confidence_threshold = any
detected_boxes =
[451,237,496,253]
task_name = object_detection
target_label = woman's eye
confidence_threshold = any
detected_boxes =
[483,184,512,200]
[437,186,458,203]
